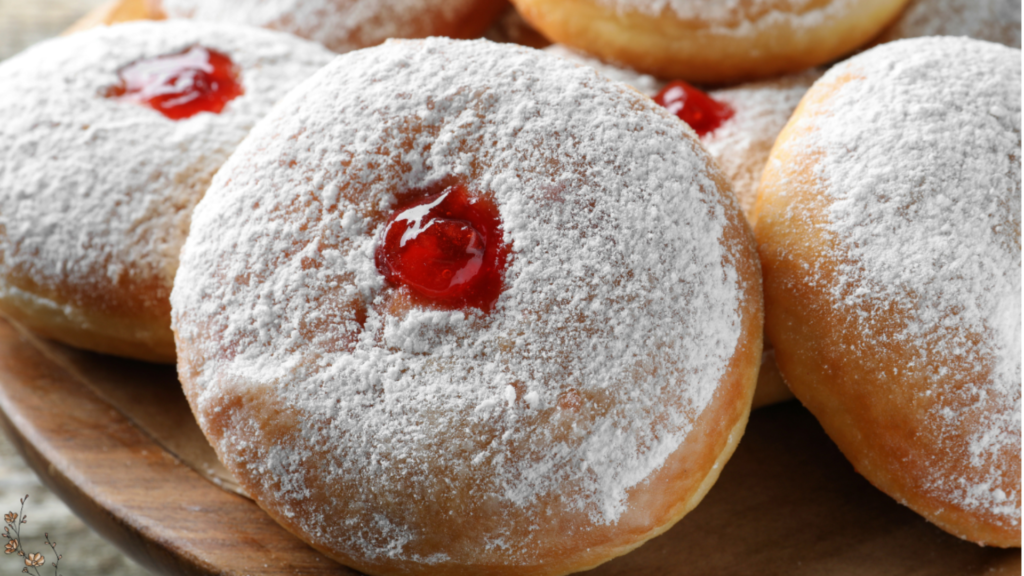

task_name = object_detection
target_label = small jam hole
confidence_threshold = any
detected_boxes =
[108,46,243,120]
[653,80,734,137]
[374,185,509,312]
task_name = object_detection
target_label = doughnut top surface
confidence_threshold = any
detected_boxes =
[778,37,1021,526]
[543,44,664,96]
[161,0,497,53]
[0,21,333,331]
[591,0,858,27]
[173,37,750,567]
[879,0,1021,49]
[543,45,820,219]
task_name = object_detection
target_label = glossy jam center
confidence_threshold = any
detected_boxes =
[108,46,243,120]
[653,80,734,138]
[375,186,509,312]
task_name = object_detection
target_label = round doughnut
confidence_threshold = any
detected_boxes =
[150,0,509,54]
[754,37,1021,546]
[172,38,763,575]
[875,0,1021,49]
[0,21,334,362]
[512,0,911,84]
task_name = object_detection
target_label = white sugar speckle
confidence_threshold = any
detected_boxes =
[0,21,334,338]
[162,0,496,53]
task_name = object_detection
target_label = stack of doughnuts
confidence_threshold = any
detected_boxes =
[1,0,1020,573]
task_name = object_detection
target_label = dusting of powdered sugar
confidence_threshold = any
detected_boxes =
[172,38,746,566]
[543,44,664,96]
[160,0,491,53]
[878,0,1021,49]
[791,38,1021,526]
[706,69,822,217]
[544,44,818,219]
[0,21,334,317]
[591,0,856,33]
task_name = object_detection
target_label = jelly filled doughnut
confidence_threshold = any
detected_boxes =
[513,0,911,84]
[172,38,763,575]
[0,21,334,362]
[150,0,509,54]
[754,37,1021,546]
[876,0,1021,49]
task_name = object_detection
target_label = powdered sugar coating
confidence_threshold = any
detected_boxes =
[160,0,498,53]
[706,70,822,216]
[780,38,1021,528]
[173,38,751,567]
[0,21,334,355]
[878,0,1021,48]
[544,45,818,219]
[544,45,664,96]
[592,0,858,32]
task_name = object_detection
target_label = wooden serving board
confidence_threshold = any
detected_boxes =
[0,315,1018,576]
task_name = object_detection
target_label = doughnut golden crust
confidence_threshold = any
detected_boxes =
[150,0,509,54]
[513,0,910,85]
[542,46,815,409]
[754,38,1021,546]
[172,38,763,575]
[0,22,334,363]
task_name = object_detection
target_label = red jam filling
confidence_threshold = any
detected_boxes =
[653,80,734,138]
[375,185,509,312]
[108,46,243,120]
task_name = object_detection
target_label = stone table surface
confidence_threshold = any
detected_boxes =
[0,3,151,573]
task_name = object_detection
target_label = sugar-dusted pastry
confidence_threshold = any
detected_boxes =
[755,37,1021,546]
[876,0,1021,49]
[172,38,763,575]
[151,0,508,53]
[0,21,334,362]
